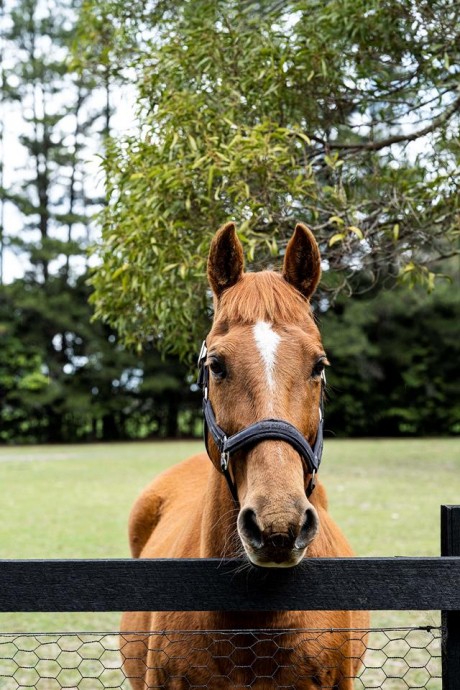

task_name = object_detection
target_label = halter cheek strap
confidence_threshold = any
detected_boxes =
[198,341,325,503]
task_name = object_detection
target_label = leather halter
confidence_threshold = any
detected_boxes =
[197,340,325,503]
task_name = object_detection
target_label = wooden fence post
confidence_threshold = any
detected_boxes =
[441,504,460,690]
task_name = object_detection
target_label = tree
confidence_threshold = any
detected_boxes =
[320,277,460,437]
[0,0,98,440]
[82,0,460,361]
[0,0,199,443]
[0,271,199,443]
[1,0,102,280]
[0,287,50,443]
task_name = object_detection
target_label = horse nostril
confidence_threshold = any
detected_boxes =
[239,508,263,548]
[267,532,292,550]
[295,507,319,550]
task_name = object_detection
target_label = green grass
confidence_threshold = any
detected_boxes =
[0,438,458,635]
[0,441,202,560]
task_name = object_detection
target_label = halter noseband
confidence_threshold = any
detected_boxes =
[197,340,325,503]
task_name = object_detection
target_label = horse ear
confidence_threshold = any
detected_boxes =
[282,223,321,299]
[208,222,244,297]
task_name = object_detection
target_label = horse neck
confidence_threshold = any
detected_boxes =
[199,469,240,559]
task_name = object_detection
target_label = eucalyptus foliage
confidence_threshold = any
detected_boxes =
[85,0,460,359]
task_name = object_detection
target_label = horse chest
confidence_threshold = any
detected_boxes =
[144,629,344,689]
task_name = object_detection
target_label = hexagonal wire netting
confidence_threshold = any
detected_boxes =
[0,626,441,689]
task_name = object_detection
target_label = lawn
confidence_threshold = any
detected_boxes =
[0,437,458,636]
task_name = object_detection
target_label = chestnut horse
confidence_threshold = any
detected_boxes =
[121,223,369,689]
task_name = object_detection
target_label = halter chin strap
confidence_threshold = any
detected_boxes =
[197,341,325,503]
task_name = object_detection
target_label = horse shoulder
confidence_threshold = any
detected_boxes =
[128,452,210,558]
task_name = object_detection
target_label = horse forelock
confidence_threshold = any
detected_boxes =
[214,271,314,327]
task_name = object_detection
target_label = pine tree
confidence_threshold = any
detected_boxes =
[2,0,98,281]
[0,0,197,443]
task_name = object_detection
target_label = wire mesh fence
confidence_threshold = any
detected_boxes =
[0,625,441,689]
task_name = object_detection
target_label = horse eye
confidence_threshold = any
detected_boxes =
[312,357,326,379]
[209,357,226,379]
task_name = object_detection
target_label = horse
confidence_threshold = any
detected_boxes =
[121,222,369,689]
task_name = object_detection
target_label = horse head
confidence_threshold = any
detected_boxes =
[203,222,326,568]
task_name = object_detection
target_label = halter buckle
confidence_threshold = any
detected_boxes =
[221,450,230,472]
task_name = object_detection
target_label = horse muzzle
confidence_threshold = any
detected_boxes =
[237,504,319,568]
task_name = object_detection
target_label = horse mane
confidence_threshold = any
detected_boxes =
[216,271,314,326]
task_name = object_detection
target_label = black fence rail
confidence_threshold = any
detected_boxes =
[0,505,458,689]
[0,557,459,612]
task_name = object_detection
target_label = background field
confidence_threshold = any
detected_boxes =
[0,438,459,633]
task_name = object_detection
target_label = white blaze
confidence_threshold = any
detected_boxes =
[253,321,281,392]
